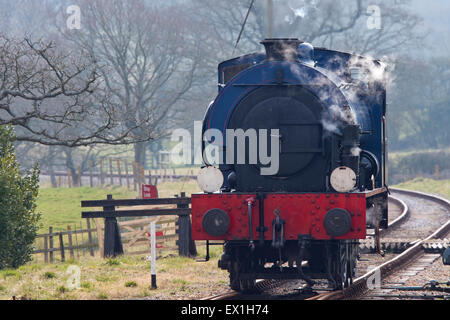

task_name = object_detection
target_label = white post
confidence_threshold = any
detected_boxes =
[150,221,157,288]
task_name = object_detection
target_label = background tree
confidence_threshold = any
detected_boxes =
[62,0,202,167]
[0,35,152,147]
[189,0,423,63]
[389,56,450,150]
[0,0,446,177]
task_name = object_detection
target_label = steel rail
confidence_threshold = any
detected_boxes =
[386,195,409,229]
[201,279,285,300]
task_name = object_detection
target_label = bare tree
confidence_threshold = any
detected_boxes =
[0,35,152,146]
[61,0,201,166]
[190,0,423,60]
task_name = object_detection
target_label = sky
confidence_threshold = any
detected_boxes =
[410,0,450,53]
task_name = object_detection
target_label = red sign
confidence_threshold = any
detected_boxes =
[142,184,158,199]
[146,231,164,248]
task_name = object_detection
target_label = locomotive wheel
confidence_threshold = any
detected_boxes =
[229,261,240,291]
[347,260,353,286]
[229,260,256,293]
[348,243,358,285]
[337,246,349,290]
[330,242,350,290]
[239,279,256,293]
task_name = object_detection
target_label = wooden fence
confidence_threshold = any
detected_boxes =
[40,158,197,189]
[81,193,196,258]
[33,219,97,263]
[32,217,178,263]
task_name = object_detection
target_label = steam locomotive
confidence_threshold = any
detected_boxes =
[191,38,389,291]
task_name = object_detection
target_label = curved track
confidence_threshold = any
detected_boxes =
[308,188,450,300]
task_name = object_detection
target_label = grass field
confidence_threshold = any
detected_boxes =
[36,186,137,233]
[393,178,450,200]
[0,246,228,300]
[1,178,224,300]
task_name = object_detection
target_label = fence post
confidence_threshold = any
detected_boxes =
[74,224,80,259]
[80,221,85,256]
[138,163,143,187]
[89,160,93,187]
[117,158,122,187]
[176,192,196,257]
[77,166,82,187]
[103,194,124,258]
[49,227,54,263]
[67,225,74,260]
[86,218,95,257]
[436,164,439,180]
[67,171,72,188]
[59,232,65,262]
[100,158,104,186]
[125,159,130,189]
[44,235,49,263]
[133,162,137,191]
[109,158,114,185]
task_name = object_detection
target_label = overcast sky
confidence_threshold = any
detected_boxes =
[410,0,450,53]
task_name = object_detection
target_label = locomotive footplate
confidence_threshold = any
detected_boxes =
[191,191,376,241]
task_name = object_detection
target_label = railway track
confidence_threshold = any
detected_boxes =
[202,188,450,301]
[201,280,289,300]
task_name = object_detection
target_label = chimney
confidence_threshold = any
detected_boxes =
[261,38,303,62]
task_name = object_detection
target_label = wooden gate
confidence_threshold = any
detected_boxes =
[95,217,178,257]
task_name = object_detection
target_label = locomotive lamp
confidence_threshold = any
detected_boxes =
[330,166,357,192]
[197,166,223,193]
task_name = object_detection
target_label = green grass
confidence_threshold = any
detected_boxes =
[389,147,450,160]
[43,271,56,279]
[36,186,139,233]
[394,178,450,200]
[0,250,229,300]
[124,281,138,288]
[105,259,121,266]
